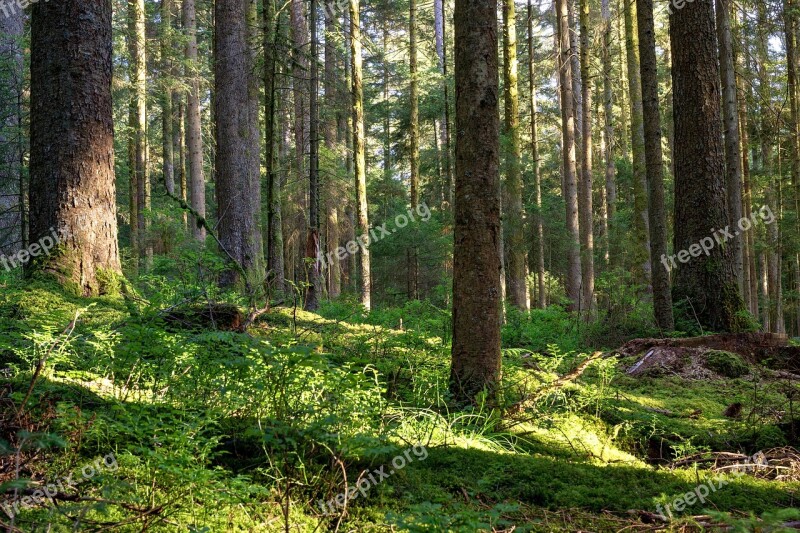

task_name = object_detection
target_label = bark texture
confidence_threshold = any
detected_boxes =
[669,0,746,332]
[29,0,121,294]
[450,0,503,403]
[637,0,673,330]
[215,0,263,287]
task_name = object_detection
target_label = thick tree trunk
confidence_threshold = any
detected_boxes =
[637,0,673,330]
[625,0,650,288]
[350,0,371,310]
[450,0,502,404]
[215,0,263,287]
[184,0,206,242]
[528,0,546,309]
[578,0,594,316]
[556,0,582,312]
[0,8,23,255]
[669,0,746,332]
[29,0,121,295]
[503,0,529,311]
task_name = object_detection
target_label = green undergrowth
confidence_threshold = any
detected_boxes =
[0,275,797,531]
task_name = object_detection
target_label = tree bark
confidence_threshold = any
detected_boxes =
[29,0,121,294]
[578,0,594,316]
[669,0,747,332]
[556,0,582,312]
[184,0,206,242]
[528,0,546,309]
[409,0,420,300]
[304,0,321,311]
[324,1,340,298]
[162,0,175,197]
[215,0,263,287]
[718,0,744,292]
[637,0,673,330]
[450,0,502,404]
[350,0,371,310]
[0,7,23,255]
[129,0,149,267]
[503,0,529,311]
[601,0,616,267]
[624,0,650,288]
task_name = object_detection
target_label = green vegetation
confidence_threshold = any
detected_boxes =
[0,268,796,532]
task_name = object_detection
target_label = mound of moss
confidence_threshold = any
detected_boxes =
[704,350,749,378]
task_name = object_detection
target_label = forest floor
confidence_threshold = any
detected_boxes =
[0,275,798,532]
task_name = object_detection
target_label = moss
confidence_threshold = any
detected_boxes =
[704,350,749,378]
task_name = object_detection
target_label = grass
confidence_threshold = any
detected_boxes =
[0,274,797,531]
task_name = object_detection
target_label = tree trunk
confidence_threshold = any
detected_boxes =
[528,0,546,309]
[304,0,321,311]
[669,0,746,332]
[718,0,744,292]
[129,0,149,267]
[450,0,502,404]
[637,0,673,330]
[184,0,206,242]
[29,0,121,294]
[162,0,175,196]
[0,7,23,255]
[784,0,800,331]
[350,0,371,310]
[624,0,650,288]
[503,0,528,311]
[601,0,616,267]
[324,1,340,298]
[578,0,594,316]
[408,0,420,300]
[215,0,263,287]
[556,0,581,312]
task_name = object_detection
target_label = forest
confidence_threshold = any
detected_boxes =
[0,0,799,529]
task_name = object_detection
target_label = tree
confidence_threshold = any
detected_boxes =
[265,0,286,296]
[502,0,529,311]
[129,0,149,267]
[324,1,341,298]
[527,0,545,309]
[184,0,206,242]
[624,0,650,287]
[636,0,673,330]
[215,0,263,287]
[578,0,594,315]
[29,0,121,294]
[718,0,744,292]
[162,0,175,197]
[409,0,420,299]
[601,0,616,266]
[556,0,581,311]
[305,0,322,311]
[669,0,746,332]
[0,7,22,256]
[450,0,502,404]
[350,0,371,310]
